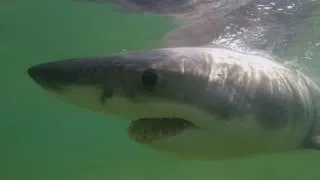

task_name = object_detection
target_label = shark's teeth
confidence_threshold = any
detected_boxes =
[127,117,197,143]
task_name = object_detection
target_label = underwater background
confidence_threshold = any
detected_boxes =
[1,0,320,180]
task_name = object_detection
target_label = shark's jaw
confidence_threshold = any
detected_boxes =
[30,84,211,143]
[127,117,198,143]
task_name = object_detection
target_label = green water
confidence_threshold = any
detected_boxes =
[1,1,320,180]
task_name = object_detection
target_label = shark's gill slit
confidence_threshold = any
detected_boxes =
[127,118,197,143]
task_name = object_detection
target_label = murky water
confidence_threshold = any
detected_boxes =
[1,0,320,180]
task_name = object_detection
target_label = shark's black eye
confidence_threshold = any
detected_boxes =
[141,69,158,87]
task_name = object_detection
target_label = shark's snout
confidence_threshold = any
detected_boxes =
[28,64,53,83]
[27,61,80,91]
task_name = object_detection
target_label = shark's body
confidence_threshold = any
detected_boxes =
[27,0,320,160]
[27,47,320,159]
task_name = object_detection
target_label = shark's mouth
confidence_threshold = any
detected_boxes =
[127,118,197,143]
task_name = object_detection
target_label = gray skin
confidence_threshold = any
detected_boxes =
[27,47,320,160]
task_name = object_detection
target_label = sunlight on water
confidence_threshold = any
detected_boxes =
[1,0,320,180]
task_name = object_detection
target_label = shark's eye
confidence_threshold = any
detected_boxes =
[141,68,158,87]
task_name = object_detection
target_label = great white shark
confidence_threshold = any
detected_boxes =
[27,0,320,160]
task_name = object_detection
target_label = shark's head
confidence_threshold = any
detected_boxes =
[27,47,306,159]
[27,48,239,159]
